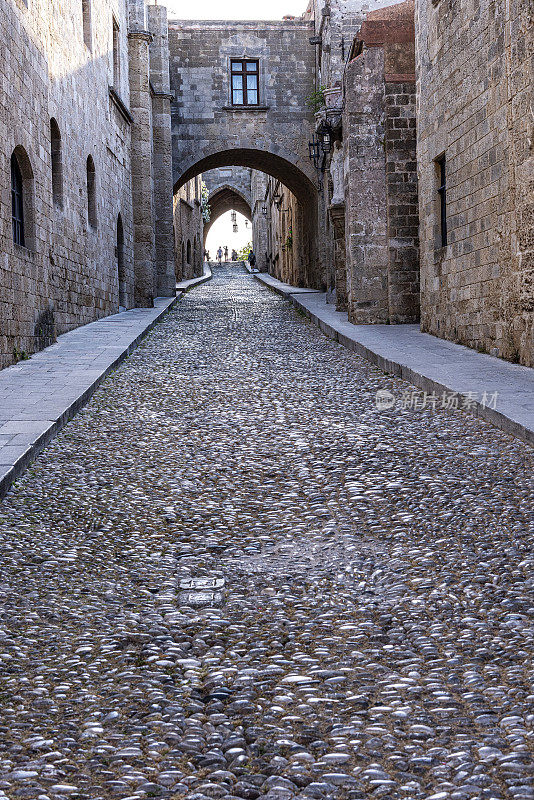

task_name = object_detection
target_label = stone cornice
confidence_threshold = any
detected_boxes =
[108,86,134,124]
[149,81,175,100]
[127,29,153,43]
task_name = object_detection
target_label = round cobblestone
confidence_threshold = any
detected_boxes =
[0,266,532,800]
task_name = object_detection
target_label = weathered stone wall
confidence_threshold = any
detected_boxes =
[308,0,407,302]
[384,79,419,322]
[203,168,252,209]
[149,4,177,298]
[416,0,533,365]
[173,177,204,280]
[168,19,316,193]
[343,0,419,324]
[0,0,135,368]
[253,176,300,284]
[0,0,176,370]
[251,171,269,273]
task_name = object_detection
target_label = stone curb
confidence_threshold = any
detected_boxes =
[254,272,534,447]
[176,264,212,292]
[0,270,213,502]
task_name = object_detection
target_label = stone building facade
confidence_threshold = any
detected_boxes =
[0,0,175,370]
[343,0,419,324]
[252,173,300,283]
[2,0,532,372]
[173,176,204,280]
[168,18,320,287]
[416,0,533,365]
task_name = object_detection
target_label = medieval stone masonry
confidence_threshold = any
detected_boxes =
[0,0,175,369]
[1,0,532,369]
[416,0,533,365]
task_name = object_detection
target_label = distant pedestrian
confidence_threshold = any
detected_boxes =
[248,249,257,271]
[217,247,223,264]
[204,249,210,262]
[224,246,229,262]
[231,249,238,262]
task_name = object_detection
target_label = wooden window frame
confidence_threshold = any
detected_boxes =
[230,59,260,107]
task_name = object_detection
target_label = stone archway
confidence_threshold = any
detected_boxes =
[203,185,252,245]
[174,149,319,287]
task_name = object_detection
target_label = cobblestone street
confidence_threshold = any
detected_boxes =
[0,265,532,800]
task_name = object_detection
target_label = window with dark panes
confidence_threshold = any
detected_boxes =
[11,154,25,247]
[231,59,259,106]
[436,154,447,248]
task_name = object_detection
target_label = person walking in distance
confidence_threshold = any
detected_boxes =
[224,246,229,262]
[217,246,223,265]
[248,249,257,272]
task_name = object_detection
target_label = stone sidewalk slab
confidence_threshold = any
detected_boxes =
[255,273,534,446]
[251,269,322,298]
[0,295,182,500]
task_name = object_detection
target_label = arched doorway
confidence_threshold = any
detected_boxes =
[117,214,126,310]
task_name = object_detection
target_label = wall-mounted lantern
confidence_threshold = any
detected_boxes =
[308,135,320,169]
[262,204,268,216]
[245,220,249,228]
[233,223,238,233]
[230,210,237,223]
[317,121,333,154]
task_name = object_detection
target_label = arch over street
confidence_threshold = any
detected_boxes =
[203,185,252,244]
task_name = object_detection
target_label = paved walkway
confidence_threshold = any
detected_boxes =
[0,265,532,800]
[0,269,211,499]
[255,274,534,445]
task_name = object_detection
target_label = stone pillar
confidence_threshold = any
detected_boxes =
[329,203,347,312]
[148,4,176,298]
[343,47,389,324]
[128,22,156,307]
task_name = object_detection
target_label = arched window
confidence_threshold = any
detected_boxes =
[86,155,97,229]
[11,147,35,249]
[117,214,126,309]
[181,241,185,267]
[11,155,24,246]
[193,237,197,266]
[50,119,63,210]
[187,240,191,263]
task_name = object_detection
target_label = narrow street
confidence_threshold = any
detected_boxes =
[0,265,532,800]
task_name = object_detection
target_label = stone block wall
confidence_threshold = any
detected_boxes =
[0,0,135,368]
[416,0,533,365]
[343,1,419,324]
[173,177,204,280]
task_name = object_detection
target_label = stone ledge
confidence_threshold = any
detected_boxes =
[176,263,212,292]
[253,271,323,298]
[0,277,207,501]
[254,273,534,446]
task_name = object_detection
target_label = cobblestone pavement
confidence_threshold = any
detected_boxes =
[0,265,532,800]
